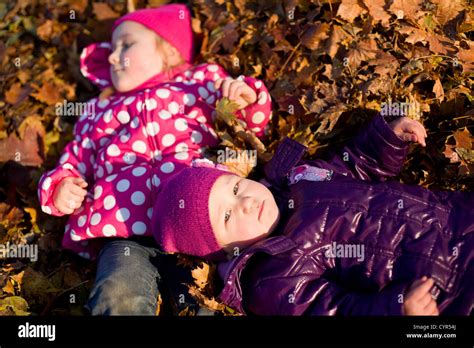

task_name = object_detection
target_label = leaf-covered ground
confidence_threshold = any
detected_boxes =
[0,0,472,315]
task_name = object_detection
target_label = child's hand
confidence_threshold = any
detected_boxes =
[215,77,257,110]
[403,277,439,316]
[388,117,427,147]
[53,177,88,215]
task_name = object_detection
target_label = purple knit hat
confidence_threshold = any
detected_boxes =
[151,165,234,261]
[112,4,194,63]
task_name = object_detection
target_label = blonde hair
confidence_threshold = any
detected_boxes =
[155,36,185,72]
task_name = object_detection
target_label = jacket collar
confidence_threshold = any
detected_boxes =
[264,137,308,187]
[217,236,297,313]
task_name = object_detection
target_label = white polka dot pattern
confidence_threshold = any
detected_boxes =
[38,61,272,259]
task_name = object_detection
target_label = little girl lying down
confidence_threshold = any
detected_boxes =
[37,4,272,315]
[152,113,474,316]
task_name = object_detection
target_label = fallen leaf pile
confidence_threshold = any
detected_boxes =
[0,0,472,315]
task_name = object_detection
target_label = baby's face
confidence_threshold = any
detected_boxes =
[209,175,280,254]
[108,21,165,92]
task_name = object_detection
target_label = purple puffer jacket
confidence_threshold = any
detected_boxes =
[217,114,473,315]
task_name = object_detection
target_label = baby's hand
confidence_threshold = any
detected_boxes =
[388,117,427,147]
[403,277,439,316]
[53,177,88,215]
[215,77,257,110]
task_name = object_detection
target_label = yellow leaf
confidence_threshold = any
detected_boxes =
[18,116,44,140]
[215,98,239,126]
[187,285,227,312]
[191,263,210,290]
[3,278,16,295]
[10,271,25,293]
[0,296,29,315]
[222,149,256,177]
[44,129,60,156]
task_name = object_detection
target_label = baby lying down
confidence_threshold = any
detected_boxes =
[151,114,474,316]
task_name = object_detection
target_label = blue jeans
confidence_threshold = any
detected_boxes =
[86,238,217,315]
[86,239,164,315]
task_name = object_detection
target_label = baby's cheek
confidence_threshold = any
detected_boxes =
[238,222,267,241]
[138,52,163,73]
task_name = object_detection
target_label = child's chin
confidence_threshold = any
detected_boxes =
[114,83,133,93]
[112,78,136,93]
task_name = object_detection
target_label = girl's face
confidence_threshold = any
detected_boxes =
[209,175,280,253]
[108,21,165,92]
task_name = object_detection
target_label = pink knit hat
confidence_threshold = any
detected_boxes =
[151,163,234,261]
[112,4,194,63]
[79,4,194,88]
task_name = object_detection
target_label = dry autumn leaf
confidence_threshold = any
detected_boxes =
[337,0,367,22]
[371,51,399,76]
[68,0,88,14]
[443,128,474,169]
[5,82,31,105]
[347,38,378,69]
[457,43,474,73]
[191,263,210,290]
[215,98,239,126]
[432,78,445,102]
[431,0,465,26]
[389,0,424,22]
[92,2,119,20]
[362,0,391,26]
[325,25,351,59]
[0,120,45,166]
[222,148,256,177]
[0,296,29,315]
[30,81,62,106]
[187,285,227,313]
[454,128,473,149]
[301,23,330,51]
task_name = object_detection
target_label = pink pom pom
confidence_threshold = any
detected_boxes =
[191,158,231,173]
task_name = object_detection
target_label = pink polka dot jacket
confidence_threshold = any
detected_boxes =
[37,43,272,259]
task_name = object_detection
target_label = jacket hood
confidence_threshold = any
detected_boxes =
[79,41,191,94]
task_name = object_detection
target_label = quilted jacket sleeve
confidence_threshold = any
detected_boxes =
[306,114,410,181]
